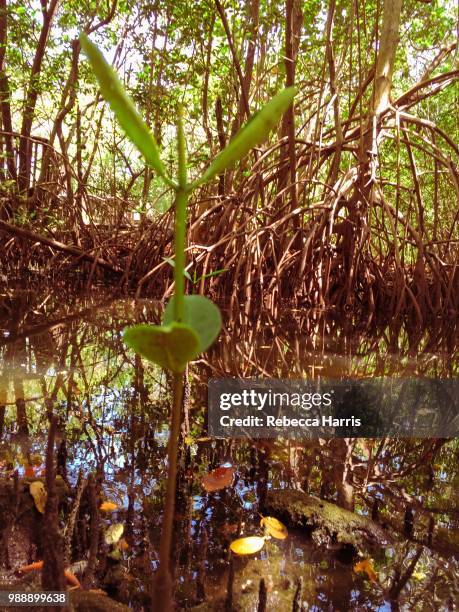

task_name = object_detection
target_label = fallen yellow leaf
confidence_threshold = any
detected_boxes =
[29,481,47,514]
[260,516,288,540]
[230,536,265,555]
[105,523,124,545]
[354,558,377,583]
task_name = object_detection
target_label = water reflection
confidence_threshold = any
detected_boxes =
[0,290,458,610]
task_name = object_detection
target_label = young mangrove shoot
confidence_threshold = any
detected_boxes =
[80,32,295,611]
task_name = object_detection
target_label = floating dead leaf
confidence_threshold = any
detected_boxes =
[105,523,124,545]
[100,501,118,513]
[354,558,377,583]
[29,481,47,513]
[230,536,265,555]
[24,466,35,478]
[260,516,288,540]
[202,466,235,492]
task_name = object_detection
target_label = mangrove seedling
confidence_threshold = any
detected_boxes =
[80,32,295,611]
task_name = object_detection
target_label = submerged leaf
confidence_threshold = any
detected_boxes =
[29,481,47,514]
[100,501,118,513]
[194,87,296,187]
[260,516,288,540]
[117,538,129,551]
[230,536,265,555]
[123,322,200,372]
[105,523,124,545]
[163,295,222,353]
[354,558,377,583]
[80,35,170,186]
[202,466,235,492]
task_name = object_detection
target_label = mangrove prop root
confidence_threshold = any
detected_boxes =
[42,414,67,604]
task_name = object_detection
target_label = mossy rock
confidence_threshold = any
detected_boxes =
[264,489,391,554]
[189,541,315,612]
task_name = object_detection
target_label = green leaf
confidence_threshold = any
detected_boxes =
[123,322,199,372]
[193,268,227,284]
[163,295,221,352]
[194,87,296,188]
[80,34,172,187]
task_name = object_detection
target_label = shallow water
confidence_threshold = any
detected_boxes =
[0,290,458,610]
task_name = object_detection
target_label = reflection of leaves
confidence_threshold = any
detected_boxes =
[260,516,288,540]
[230,536,265,555]
[105,523,124,545]
[102,484,125,505]
[412,570,427,581]
[100,501,118,513]
[29,481,47,513]
[354,558,377,583]
[202,466,235,492]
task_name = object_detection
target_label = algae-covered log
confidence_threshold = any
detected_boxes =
[264,489,391,553]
